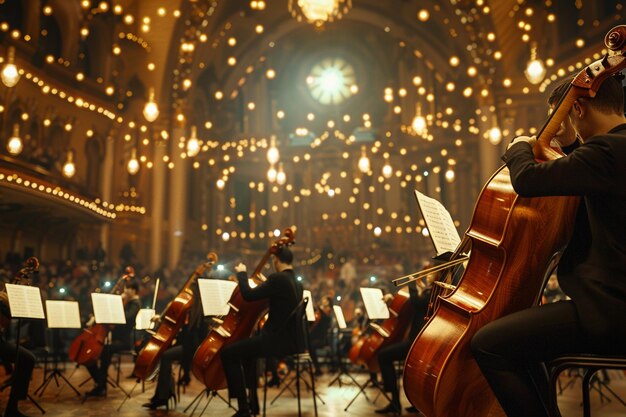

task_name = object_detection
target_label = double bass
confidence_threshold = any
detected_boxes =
[401,25,626,417]
[68,266,135,365]
[133,253,218,381]
[191,228,295,390]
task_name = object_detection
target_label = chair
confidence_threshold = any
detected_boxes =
[549,354,626,417]
[262,297,322,417]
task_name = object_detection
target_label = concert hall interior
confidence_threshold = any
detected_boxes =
[0,1,625,417]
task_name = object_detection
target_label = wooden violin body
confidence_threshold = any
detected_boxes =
[356,289,412,372]
[134,254,217,381]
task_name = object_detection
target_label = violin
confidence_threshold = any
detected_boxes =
[191,228,295,390]
[133,253,218,381]
[67,266,135,365]
[401,25,626,417]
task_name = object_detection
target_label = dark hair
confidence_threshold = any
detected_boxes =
[548,74,624,115]
[274,247,293,264]
[125,280,139,292]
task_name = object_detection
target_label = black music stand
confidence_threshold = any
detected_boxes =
[4,284,47,416]
[33,329,80,397]
[184,388,234,417]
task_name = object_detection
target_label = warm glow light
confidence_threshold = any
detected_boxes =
[358,146,370,173]
[276,163,286,185]
[488,126,502,145]
[382,159,392,179]
[6,124,22,155]
[524,44,546,84]
[1,47,20,87]
[143,88,159,122]
[267,136,280,164]
[127,148,140,175]
[267,165,277,182]
[187,126,200,157]
[62,150,76,178]
[289,0,352,27]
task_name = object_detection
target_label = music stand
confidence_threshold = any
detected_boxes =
[82,293,131,401]
[181,278,239,414]
[4,283,46,415]
[34,300,82,397]
[327,305,365,391]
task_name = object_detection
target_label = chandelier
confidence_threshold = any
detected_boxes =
[288,0,352,27]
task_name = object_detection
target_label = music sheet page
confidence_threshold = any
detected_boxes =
[5,284,45,319]
[45,300,81,328]
[303,290,316,321]
[415,190,462,255]
[333,305,347,329]
[359,287,390,320]
[91,293,126,324]
[197,279,237,316]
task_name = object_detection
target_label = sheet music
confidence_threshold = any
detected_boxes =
[303,290,316,322]
[135,308,156,330]
[91,293,126,324]
[197,279,237,316]
[359,287,390,320]
[5,284,45,319]
[414,190,461,256]
[333,305,347,329]
[45,300,81,328]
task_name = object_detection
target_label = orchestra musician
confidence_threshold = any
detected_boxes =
[84,280,141,397]
[374,271,434,415]
[309,295,333,376]
[0,290,35,417]
[142,280,208,409]
[471,74,626,417]
[220,247,303,417]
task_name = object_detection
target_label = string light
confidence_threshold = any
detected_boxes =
[1,46,20,87]
[6,124,22,155]
[62,150,76,178]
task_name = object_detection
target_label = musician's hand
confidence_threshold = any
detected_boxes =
[151,314,161,323]
[234,263,247,273]
[508,135,536,150]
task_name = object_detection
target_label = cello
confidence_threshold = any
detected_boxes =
[191,228,295,390]
[401,25,626,417]
[348,289,413,373]
[133,252,218,381]
[68,266,135,365]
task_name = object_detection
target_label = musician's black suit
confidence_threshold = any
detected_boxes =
[472,124,626,417]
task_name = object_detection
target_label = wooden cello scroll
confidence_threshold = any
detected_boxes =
[402,25,626,417]
[133,252,218,381]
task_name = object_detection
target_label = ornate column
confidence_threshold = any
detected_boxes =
[150,140,166,271]
[168,127,187,268]
[100,130,115,255]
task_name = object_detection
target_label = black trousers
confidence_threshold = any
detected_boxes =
[0,339,35,408]
[221,336,266,401]
[471,300,623,417]
[153,345,182,401]
[378,340,410,400]
[86,340,127,388]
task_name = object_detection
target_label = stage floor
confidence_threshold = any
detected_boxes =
[3,362,626,416]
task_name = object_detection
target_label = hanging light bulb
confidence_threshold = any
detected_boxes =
[267,135,279,164]
[143,87,159,122]
[6,124,22,155]
[358,145,370,173]
[187,125,200,157]
[412,104,427,137]
[1,46,20,88]
[62,150,76,178]
[524,43,547,85]
[382,157,393,179]
[445,168,455,183]
[267,164,277,182]
[127,148,140,175]
[216,178,226,190]
[488,126,502,145]
[276,162,286,185]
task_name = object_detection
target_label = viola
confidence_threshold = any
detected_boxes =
[133,253,218,381]
[348,289,413,372]
[68,266,135,365]
[191,228,295,390]
[401,25,626,417]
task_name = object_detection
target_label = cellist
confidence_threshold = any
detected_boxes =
[374,266,434,415]
[471,74,626,417]
[220,247,302,417]
[84,279,141,397]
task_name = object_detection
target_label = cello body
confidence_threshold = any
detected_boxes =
[353,289,413,372]
[134,255,217,381]
[404,166,578,417]
[191,287,267,390]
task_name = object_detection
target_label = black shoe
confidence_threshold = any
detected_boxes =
[230,411,251,417]
[375,402,401,414]
[142,397,170,410]
[84,386,106,397]
[405,405,418,413]
[5,409,29,417]
[250,401,260,416]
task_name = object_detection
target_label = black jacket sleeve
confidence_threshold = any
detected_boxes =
[236,271,279,301]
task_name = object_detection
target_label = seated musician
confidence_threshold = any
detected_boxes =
[309,295,333,376]
[0,288,35,417]
[220,247,302,417]
[84,280,141,397]
[471,75,626,417]
[142,280,208,409]
[375,272,434,414]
